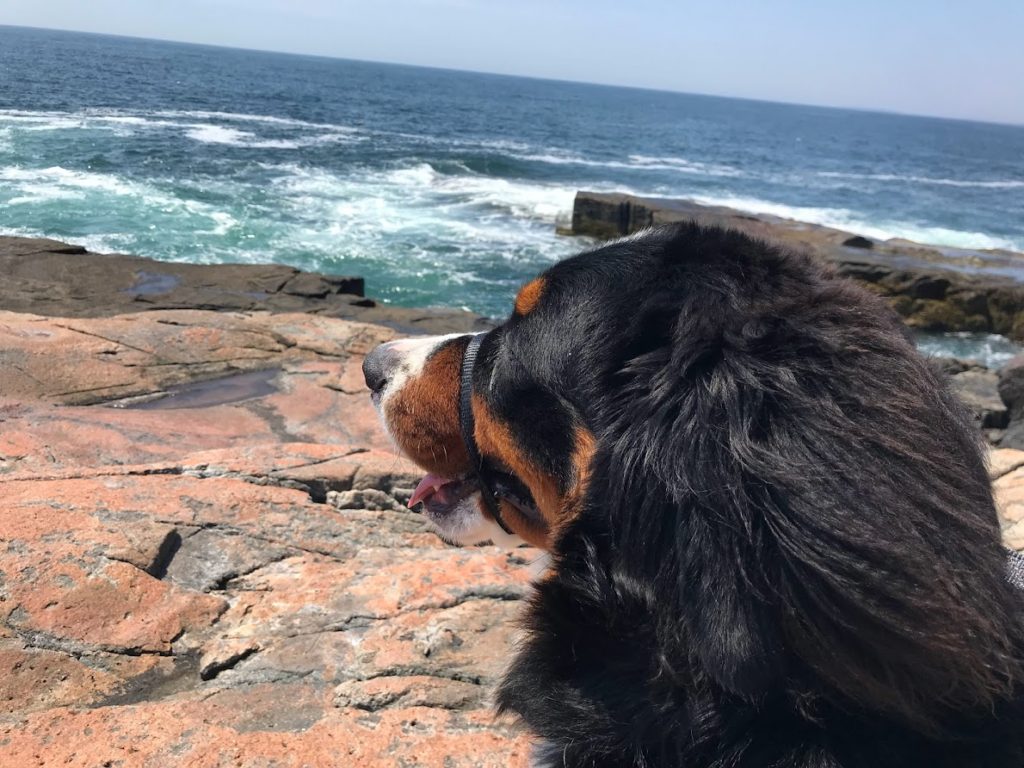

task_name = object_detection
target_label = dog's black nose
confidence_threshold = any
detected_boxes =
[362,343,396,395]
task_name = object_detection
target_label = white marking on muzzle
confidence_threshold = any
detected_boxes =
[374,333,467,412]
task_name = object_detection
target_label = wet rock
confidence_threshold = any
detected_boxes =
[0,235,489,335]
[842,235,874,249]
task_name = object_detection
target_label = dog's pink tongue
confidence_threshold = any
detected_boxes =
[409,474,449,508]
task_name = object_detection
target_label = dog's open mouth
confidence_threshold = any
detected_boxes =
[408,471,541,523]
[408,474,479,516]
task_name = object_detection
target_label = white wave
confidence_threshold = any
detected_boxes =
[0,108,363,149]
[0,106,358,133]
[0,110,78,125]
[0,225,125,254]
[462,137,534,152]
[0,166,139,196]
[916,332,1021,369]
[204,211,239,236]
[0,165,239,241]
[817,170,1024,190]
[269,161,579,224]
[256,161,582,277]
[507,149,743,178]
[182,122,359,149]
[0,110,177,135]
[7,187,86,205]
[381,162,577,220]
[689,192,1024,252]
[185,124,256,145]
[151,109,359,133]
[627,154,744,177]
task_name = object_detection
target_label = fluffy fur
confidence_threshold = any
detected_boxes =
[369,222,1024,766]
[490,224,1024,767]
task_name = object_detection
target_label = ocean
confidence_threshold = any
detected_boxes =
[2,25,1024,363]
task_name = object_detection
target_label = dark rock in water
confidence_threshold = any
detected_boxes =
[932,357,988,376]
[999,356,1024,416]
[951,369,1008,430]
[568,192,1024,340]
[0,236,487,335]
[842,235,874,249]
[996,356,1024,449]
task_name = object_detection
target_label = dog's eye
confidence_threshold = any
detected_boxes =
[483,463,541,522]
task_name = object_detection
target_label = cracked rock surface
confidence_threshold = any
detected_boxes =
[0,298,536,766]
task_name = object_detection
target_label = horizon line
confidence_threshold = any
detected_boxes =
[2,22,1022,130]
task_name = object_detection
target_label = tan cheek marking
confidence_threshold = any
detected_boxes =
[387,344,469,477]
[532,429,592,572]
[472,394,559,548]
[473,395,597,550]
[552,426,597,539]
[514,277,546,316]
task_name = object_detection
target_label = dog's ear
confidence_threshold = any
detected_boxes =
[596,295,1024,726]
[597,344,787,699]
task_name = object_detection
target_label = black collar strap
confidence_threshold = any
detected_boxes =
[459,333,514,535]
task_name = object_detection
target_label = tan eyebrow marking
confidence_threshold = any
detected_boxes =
[514,277,546,316]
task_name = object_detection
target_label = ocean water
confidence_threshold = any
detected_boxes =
[2,26,1024,356]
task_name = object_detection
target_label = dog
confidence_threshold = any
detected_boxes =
[362,223,1024,767]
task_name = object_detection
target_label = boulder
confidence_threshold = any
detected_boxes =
[993,453,1024,550]
[842,235,874,249]
[952,369,1008,430]
[999,355,1024,419]
[997,356,1024,450]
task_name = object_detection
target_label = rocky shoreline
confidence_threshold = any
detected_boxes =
[0,236,488,335]
[2,233,1024,766]
[0,237,529,766]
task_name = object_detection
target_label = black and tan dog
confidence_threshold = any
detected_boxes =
[363,223,1024,767]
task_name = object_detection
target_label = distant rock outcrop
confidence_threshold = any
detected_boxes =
[570,192,1024,339]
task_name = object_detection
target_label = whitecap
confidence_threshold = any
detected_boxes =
[205,211,239,236]
[152,109,359,134]
[0,166,139,196]
[817,171,1024,190]
[185,124,256,145]
[507,150,743,178]
[626,154,744,177]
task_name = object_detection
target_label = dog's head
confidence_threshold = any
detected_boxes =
[361,258,601,551]
[365,223,1023,734]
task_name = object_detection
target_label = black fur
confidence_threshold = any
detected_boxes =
[483,224,1024,767]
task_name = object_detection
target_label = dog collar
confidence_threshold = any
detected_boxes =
[459,333,515,535]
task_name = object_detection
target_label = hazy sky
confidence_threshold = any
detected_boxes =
[3,0,1023,125]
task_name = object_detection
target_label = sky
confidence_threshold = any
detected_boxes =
[3,0,1023,125]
